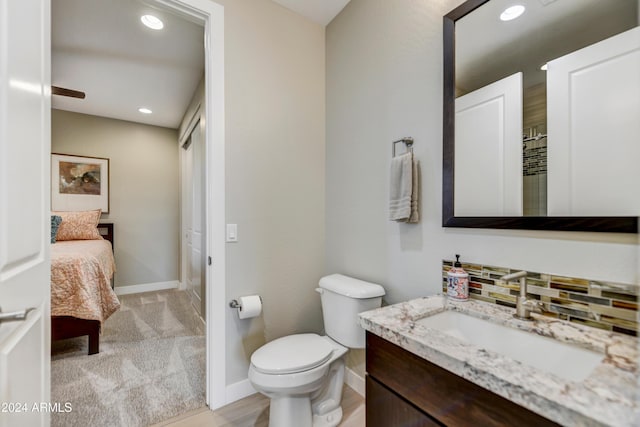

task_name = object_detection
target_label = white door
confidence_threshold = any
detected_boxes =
[0,0,52,426]
[183,121,205,317]
[547,27,640,216]
[455,72,523,216]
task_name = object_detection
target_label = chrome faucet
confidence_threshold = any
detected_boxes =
[501,271,542,321]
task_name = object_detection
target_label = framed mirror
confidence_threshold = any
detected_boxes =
[443,0,638,233]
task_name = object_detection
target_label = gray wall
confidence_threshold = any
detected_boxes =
[214,0,326,385]
[326,0,638,376]
[51,109,180,288]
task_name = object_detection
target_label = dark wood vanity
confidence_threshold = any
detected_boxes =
[365,332,560,427]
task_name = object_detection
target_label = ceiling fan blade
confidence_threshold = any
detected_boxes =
[52,86,86,99]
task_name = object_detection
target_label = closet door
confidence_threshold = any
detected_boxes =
[184,121,206,317]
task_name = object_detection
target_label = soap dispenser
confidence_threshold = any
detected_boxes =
[447,254,469,301]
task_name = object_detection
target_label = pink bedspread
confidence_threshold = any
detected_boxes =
[51,240,120,325]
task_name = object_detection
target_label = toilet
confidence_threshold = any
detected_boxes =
[248,274,385,427]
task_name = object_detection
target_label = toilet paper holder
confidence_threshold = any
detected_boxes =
[229,296,262,309]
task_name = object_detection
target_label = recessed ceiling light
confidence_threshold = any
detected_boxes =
[138,107,153,114]
[500,5,526,21]
[141,14,164,30]
[540,63,548,71]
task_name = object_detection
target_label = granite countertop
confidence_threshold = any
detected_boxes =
[359,296,639,427]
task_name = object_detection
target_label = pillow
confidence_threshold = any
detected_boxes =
[50,215,62,243]
[52,209,103,241]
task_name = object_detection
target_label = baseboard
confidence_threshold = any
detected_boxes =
[225,379,256,404]
[115,280,180,296]
[345,367,365,397]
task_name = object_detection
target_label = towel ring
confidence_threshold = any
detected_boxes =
[392,137,414,157]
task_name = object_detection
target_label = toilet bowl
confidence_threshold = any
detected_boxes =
[249,334,347,427]
[248,274,385,427]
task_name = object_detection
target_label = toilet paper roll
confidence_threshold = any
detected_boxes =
[237,295,262,319]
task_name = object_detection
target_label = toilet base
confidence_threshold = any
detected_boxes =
[269,395,312,427]
[313,406,342,427]
[267,396,343,427]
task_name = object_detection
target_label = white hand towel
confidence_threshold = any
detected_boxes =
[389,153,414,221]
[407,158,420,224]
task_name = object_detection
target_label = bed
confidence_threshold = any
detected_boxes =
[51,222,120,355]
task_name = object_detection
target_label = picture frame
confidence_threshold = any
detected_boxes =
[51,153,109,213]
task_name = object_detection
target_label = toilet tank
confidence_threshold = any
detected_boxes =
[318,274,385,349]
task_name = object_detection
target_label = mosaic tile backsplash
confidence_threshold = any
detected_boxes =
[442,260,638,337]
[523,144,547,176]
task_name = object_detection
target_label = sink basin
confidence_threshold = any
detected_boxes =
[416,311,603,382]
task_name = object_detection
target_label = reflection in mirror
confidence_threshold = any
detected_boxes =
[454,0,638,217]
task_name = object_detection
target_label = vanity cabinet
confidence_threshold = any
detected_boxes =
[365,332,560,427]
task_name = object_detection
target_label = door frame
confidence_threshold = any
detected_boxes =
[150,0,226,410]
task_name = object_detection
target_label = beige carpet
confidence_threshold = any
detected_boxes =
[51,290,206,427]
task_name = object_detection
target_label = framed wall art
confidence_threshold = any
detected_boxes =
[51,153,109,213]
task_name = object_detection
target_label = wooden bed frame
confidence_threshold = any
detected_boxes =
[51,223,114,355]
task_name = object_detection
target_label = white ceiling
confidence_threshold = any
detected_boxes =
[52,0,204,129]
[271,0,351,26]
[51,0,349,128]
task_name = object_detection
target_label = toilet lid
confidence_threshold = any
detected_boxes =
[251,333,334,374]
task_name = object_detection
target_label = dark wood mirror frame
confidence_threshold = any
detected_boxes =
[442,0,638,234]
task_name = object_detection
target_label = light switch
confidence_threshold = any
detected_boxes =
[226,224,238,242]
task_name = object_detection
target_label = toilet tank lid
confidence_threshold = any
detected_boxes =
[319,274,385,298]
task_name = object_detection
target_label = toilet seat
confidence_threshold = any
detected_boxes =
[251,333,334,375]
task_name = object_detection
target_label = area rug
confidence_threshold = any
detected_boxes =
[51,290,206,427]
